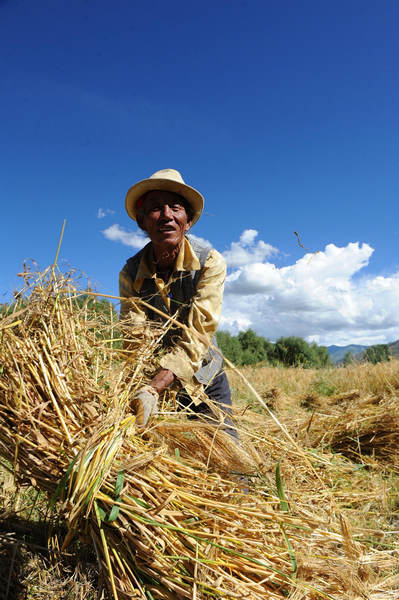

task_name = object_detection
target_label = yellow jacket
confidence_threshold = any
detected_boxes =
[119,236,226,392]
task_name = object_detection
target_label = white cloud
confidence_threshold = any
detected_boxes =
[239,229,258,245]
[222,229,278,268]
[102,224,148,248]
[221,234,399,346]
[97,208,115,219]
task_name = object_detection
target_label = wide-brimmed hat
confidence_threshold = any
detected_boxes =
[125,168,204,225]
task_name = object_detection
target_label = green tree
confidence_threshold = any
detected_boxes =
[216,331,243,364]
[272,336,326,368]
[216,329,274,366]
[343,351,354,365]
[237,329,273,365]
[312,344,332,368]
[364,344,391,364]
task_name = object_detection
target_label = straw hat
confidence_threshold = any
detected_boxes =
[125,169,204,225]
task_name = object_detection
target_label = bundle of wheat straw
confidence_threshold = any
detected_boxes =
[0,269,398,599]
[305,393,399,465]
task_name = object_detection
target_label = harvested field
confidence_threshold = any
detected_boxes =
[0,269,398,599]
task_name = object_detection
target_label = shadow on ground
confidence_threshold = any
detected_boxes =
[0,516,101,600]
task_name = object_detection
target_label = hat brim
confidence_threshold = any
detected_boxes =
[125,178,204,225]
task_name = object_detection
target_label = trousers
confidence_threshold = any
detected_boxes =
[176,370,238,439]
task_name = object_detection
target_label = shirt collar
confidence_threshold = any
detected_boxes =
[136,237,201,280]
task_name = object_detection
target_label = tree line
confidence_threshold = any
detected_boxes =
[216,329,392,368]
[216,330,331,368]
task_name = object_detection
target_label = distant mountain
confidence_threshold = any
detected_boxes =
[328,340,399,363]
[388,340,399,358]
[327,344,368,364]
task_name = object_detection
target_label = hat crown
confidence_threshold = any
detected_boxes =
[149,168,185,185]
[125,168,204,225]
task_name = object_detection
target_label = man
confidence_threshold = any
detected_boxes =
[119,168,236,437]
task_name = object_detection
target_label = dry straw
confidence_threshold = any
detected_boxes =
[0,267,398,599]
[304,392,399,467]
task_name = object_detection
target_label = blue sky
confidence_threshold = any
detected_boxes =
[1,0,399,345]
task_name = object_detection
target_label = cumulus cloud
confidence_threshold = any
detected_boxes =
[239,229,258,245]
[221,234,399,346]
[97,208,115,219]
[102,224,148,248]
[222,229,278,268]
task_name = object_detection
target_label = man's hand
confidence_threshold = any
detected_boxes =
[150,369,175,393]
[131,370,175,427]
[131,385,159,427]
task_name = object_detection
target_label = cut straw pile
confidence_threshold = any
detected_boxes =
[304,393,399,467]
[0,268,398,599]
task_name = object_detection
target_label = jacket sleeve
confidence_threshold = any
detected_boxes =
[158,249,226,387]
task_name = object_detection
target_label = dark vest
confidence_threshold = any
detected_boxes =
[124,235,223,385]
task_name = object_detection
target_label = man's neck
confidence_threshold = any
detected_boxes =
[153,242,182,270]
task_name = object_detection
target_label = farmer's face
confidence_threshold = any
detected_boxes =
[140,191,192,250]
